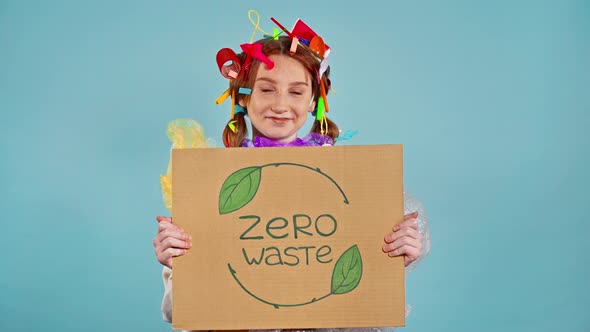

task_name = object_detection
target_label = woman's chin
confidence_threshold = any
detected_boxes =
[258,131,296,143]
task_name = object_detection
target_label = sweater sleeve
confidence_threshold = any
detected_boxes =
[161,266,173,323]
[161,266,208,332]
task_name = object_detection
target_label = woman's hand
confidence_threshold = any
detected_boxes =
[382,211,423,267]
[153,215,192,269]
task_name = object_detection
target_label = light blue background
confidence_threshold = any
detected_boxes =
[1,0,588,331]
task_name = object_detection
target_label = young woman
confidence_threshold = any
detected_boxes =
[154,32,429,332]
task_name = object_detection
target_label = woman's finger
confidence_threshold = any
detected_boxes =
[156,215,172,223]
[157,247,188,268]
[160,228,191,241]
[154,229,191,251]
[386,244,421,265]
[157,220,172,233]
[157,220,182,234]
[404,211,418,221]
[382,235,421,254]
[393,218,419,232]
[384,227,420,244]
[403,247,422,266]
[158,236,192,251]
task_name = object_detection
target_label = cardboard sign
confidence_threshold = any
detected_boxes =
[172,145,405,330]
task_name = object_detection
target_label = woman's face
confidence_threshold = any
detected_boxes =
[241,54,315,143]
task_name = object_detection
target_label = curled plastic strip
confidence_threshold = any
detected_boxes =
[248,9,273,43]
[216,48,242,79]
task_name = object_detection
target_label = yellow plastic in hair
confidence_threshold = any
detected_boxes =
[228,120,237,133]
[215,88,231,104]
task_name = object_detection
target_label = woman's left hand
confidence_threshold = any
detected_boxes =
[382,211,423,267]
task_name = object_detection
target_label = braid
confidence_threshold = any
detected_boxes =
[310,116,340,143]
[222,112,248,147]
[309,66,339,143]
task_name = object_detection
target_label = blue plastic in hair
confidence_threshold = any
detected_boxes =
[238,87,252,95]
[234,104,247,115]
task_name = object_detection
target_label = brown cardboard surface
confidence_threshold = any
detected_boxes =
[172,145,404,330]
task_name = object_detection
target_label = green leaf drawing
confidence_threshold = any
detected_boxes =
[330,245,363,295]
[219,166,262,214]
[220,162,349,216]
[228,245,362,308]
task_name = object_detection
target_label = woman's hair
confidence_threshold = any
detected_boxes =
[222,36,339,147]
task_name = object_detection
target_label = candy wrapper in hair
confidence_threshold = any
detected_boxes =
[160,119,215,211]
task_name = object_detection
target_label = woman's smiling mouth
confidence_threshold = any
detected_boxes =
[267,116,291,124]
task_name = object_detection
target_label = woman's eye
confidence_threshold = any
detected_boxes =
[290,91,303,96]
[260,89,274,93]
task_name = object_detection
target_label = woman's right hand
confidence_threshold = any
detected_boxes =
[153,215,192,269]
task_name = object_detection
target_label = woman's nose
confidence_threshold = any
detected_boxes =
[271,92,288,113]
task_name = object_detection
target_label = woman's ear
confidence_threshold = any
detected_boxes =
[238,99,247,107]
[308,99,316,113]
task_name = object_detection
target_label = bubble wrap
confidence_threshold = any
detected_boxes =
[403,191,431,275]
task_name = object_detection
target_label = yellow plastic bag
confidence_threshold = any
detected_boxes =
[160,119,214,211]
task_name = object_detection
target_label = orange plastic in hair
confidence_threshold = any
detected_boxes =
[309,36,326,57]
[230,90,236,119]
[215,88,231,105]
